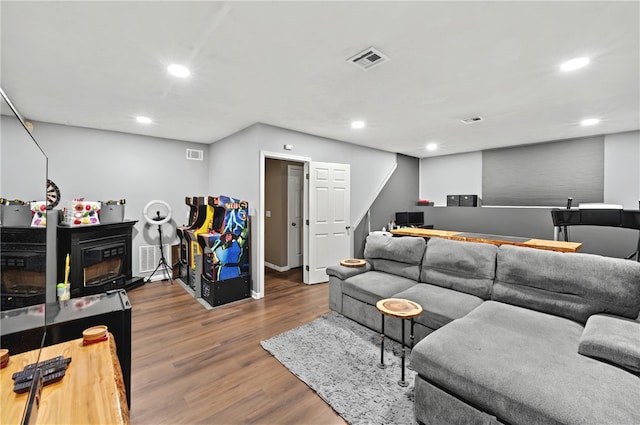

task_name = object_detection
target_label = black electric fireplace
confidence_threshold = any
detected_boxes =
[82,241,126,287]
[57,221,139,297]
[1,227,47,309]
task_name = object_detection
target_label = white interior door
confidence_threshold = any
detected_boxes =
[287,165,303,268]
[306,161,351,284]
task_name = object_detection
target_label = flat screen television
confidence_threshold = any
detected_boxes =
[395,211,424,227]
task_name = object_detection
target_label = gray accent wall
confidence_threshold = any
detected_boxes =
[419,130,640,259]
[354,154,420,257]
[482,136,604,206]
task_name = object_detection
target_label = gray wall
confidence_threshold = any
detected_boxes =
[482,136,604,206]
[354,154,419,257]
[604,131,640,208]
[207,123,397,225]
[6,114,638,290]
[420,151,482,206]
[207,123,398,292]
[3,118,398,293]
[19,120,210,278]
[421,130,640,208]
[1,115,47,203]
[419,130,640,259]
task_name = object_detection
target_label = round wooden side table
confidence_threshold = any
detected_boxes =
[375,298,423,387]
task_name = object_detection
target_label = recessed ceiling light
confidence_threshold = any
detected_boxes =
[136,116,152,124]
[168,64,191,78]
[580,118,600,126]
[351,120,365,129]
[560,57,590,72]
[426,143,438,151]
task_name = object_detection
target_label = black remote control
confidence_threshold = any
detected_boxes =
[13,370,66,393]
[12,357,71,380]
[13,356,64,376]
[14,363,69,384]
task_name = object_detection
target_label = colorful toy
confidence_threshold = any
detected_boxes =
[61,199,101,226]
[29,201,47,227]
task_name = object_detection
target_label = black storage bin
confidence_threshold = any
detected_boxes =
[446,195,460,207]
[460,195,480,207]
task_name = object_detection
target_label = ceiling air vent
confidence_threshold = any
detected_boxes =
[461,116,485,125]
[347,47,389,71]
[186,149,203,160]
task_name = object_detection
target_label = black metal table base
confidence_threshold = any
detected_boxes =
[378,314,416,386]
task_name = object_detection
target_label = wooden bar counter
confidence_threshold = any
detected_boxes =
[391,228,582,253]
[1,334,129,425]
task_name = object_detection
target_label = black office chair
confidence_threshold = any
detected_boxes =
[625,200,640,261]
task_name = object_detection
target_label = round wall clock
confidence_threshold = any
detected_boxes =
[47,179,60,209]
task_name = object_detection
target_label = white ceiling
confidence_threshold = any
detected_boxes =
[1,1,638,158]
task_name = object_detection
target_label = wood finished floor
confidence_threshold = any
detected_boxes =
[126,268,347,425]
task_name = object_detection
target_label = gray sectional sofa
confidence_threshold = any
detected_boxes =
[326,233,640,425]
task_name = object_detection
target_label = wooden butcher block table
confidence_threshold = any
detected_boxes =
[1,334,128,425]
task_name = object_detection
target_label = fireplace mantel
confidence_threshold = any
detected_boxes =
[57,220,140,298]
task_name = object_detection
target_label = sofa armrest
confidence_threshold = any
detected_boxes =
[578,314,640,374]
[326,262,372,280]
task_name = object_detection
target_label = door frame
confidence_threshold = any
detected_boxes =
[287,164,304,269]
[258,151,311,298]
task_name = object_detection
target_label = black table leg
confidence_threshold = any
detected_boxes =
[407,317,416,371]
[399,318,408,387]
[377,313,386,369]
[410,317,415,349]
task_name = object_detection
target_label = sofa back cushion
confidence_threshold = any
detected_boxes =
[420,238,497,299]
[364,234,426,281]
[493,245,640,323]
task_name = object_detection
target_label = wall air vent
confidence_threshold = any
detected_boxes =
[139,245,171,281]
[347,47,389,71]
[461,116,485,125]
[186,149,203,160]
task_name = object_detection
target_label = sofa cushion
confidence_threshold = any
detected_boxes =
[421,238,497,299]
[411,301,640,425]
[393,283,484,330]
[326,262,372,280]
[342,271,416,306]
[579,313,640,373]
[493,245,640,323]
[364,234,426,281]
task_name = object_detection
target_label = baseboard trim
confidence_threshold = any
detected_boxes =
[265,262,290,272]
